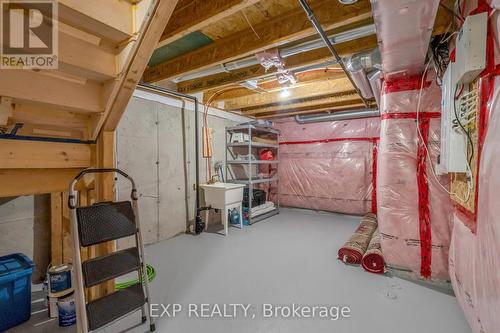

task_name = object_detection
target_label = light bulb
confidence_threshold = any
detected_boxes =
[279,89,291,98]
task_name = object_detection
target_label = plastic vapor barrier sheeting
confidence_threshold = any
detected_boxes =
[449,77,500,333]
[275,117,380,215]
[370,0,440,78]
[377,77,453,280]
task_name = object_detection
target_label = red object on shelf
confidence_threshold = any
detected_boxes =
[259,149,275,161]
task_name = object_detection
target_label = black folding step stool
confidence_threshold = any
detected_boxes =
[68,168,155,333]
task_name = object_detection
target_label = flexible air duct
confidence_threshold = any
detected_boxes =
[345,49,382,99]
[295,108,380,124]
[368,69,382,107]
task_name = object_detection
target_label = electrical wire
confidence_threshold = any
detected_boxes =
[202,86,241,182]
[430,32,454,84]
[241,9,261,40]
[415,61,471,204]
[115,264,156,290]
[453,84,475,180]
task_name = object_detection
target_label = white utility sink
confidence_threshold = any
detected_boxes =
[200,183,245,235]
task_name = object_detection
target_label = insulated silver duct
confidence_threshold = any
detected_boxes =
[345,49,381,100]
[295,108,380,124]
[368,70,382,107]
[173,24,376,83]
[298,0,369,107]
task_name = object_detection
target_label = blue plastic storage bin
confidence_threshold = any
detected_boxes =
[0,253,34,332]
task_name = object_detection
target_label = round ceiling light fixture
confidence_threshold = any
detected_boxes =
[279,89,291,99]
[338,0,358,4]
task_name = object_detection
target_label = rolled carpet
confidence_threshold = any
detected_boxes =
[362,228,386,274]
[338,213,378,265]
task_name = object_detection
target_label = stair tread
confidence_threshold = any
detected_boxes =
[86,284,145,331]
[82,247,141,288]
[76,201,137,247]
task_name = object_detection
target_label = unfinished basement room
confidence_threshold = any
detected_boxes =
[0,0,499,332]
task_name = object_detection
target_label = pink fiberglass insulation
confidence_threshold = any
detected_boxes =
[449,77,500,333]
[448,4,500,332]
[370,0,440,79]
[274,117,380,215]
[377,77,453,280]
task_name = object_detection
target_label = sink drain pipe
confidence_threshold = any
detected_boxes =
[138,82,206,234]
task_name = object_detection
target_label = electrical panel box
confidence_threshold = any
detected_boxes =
[438,63,468,174]
[455,12,488,84]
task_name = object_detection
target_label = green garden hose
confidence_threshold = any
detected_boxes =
[115,264,156,290]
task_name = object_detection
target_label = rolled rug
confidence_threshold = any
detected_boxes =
[362,228,386,274]
[338,213,378,265]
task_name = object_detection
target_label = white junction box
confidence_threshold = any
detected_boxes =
[439,63,468,174]
[455,12,488,84]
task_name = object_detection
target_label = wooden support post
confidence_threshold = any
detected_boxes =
[95,131,116,296]
[50,192,63,266]
[62,191,72,264]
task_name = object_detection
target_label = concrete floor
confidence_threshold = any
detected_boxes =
[12,208,471,333]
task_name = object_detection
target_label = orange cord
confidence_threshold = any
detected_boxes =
[202,86,241,181]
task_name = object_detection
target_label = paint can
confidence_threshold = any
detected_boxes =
[48,296,59,318]
[43,279,58,318]
[57,292,76,327]
[47,264,72,294]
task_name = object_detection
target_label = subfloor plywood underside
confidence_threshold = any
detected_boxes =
[12,208,471,333]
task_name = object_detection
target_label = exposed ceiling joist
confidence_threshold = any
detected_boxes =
[258,100,368,118]
[204,68,345,103]
[224,77,354,110]
[159,0,260,48]
[243,91,362,115]
[178,34,378,94]
[144,0,372,82]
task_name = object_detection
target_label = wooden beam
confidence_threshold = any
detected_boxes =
[9,103,95,139]
[0,97,13,126]
[205,68,345,103]
[258,101,369,119]
[95,131,116,296]
[175,7,449,94]
[100,0,179,134]
[8,104,97,140]
[0,140,91,169]
[58,31,117,81]
[144,0,372,82]
[0,169,84,197]
[56,0,134,43]
[51,192,63,265]
[159,0,260,47]
[0,70,103,113]
[224,78,354,110]
[61,191,72,263]
[0,16,117,80]
[434,2,454,35]
[243,91,362,115]
[177,34,378,93]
